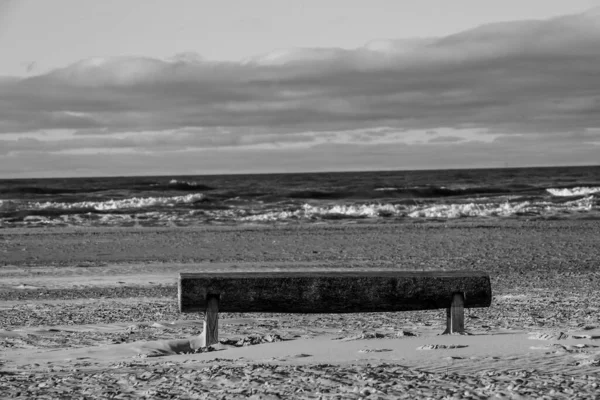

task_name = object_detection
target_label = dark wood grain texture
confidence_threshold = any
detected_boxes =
[444,292,465,334]
[203,294,219,346]
[179,270,491,313]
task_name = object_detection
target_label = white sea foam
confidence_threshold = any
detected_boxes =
[14,211,191,227]
[241,210,300,222]
[241,197,596,221]
[240,204,402,222]
[547,187,600,197]
[3,195,597,228]
[0,199,18,210]
[407,197,594,218]
[408,202,517,218]
[31,193,205,211]
[169,179,203,187]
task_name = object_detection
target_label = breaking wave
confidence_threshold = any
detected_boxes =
[166,179,214,191]
[241,204,400,222]
[2,167,600,228]
[546,187,600,197]
[406,196,594,218]
[240,196,596,222]
[2,195,598,228]
[286,185,532,201]
[32,193,205,211]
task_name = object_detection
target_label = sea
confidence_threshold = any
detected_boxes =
[1,166,599,228]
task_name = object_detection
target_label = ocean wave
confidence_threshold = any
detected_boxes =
[385,186,529,197]
[241,197,596,221]
[286,190,350,200]
[304,204,399,218]
[0,199,20,210]
[287,185,524,201]
[31,193,205,211]
[2,196,597,228]
[408,196,594,218]
[546,186,600,197]
[241,204,400,222]
[166,179,214,191]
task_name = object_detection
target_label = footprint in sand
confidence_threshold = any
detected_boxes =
[395,330,418,337]
[358,348,393,353]
[333,332,386,341]
[571,334,600,339]
[333,331,417,341]
[530,344,555,350]
[528,332,569,340]
[272,353,312,362]
[292,353,312,358]
[14,284,41,290]
[417,344,468,350]
[569,358,600,367]
[531,343,598,352]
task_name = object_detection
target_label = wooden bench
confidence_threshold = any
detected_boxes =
[179,270,492,347]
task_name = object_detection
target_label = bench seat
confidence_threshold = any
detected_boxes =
[179,270,492,346]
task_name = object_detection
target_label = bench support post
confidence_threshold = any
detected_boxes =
[444,292,465,334]
[202,294,220,347]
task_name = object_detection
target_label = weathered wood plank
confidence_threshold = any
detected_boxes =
[179,270,491,313]
[444,292,465,334]
[202,294,219,346]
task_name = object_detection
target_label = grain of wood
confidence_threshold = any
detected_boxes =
[203,294,219,346]
[445,292,465,334]
[179,270,491,313]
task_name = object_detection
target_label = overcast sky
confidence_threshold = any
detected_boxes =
[1,0,600,178]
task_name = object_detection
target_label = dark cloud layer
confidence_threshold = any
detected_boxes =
[1,9,599,139]
[0,130,316,155]
[2,133,598,178]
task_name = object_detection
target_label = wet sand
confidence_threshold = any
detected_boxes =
[1,220,600,398]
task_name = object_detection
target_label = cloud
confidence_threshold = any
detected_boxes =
[0,129,318,155]
[1,9,599,140]
[427,136,465,143]
[1,8,600,177]
[2,135,597,178]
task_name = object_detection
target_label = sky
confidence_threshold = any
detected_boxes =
[1,0,600,178]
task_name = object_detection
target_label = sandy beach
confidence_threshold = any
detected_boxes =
[2,219,600,398]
